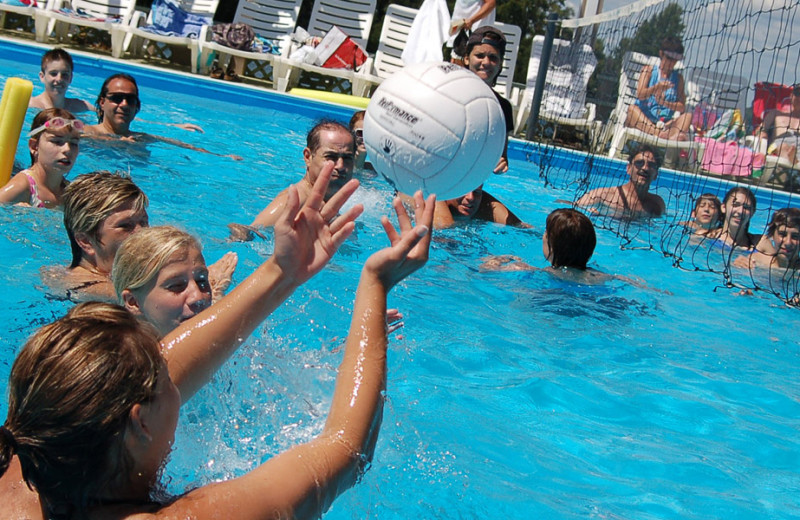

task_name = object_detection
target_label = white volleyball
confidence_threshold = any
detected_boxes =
[363,62,506,200]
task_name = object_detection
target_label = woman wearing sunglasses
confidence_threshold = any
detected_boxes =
[0,108,82,208]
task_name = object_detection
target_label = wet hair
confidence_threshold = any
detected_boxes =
[95,73,140,123]
[40,48,74,72]
[766,207,800,236]
[628,143,662,168]
[545,208,596,269]
[306,119,354,154]
[660,35,684,55]
[348,110,365,131]
[62,172,149,268]
[0,302,162,519]
[112,226,202,300]
[693,193,722,225]
[28,107,79,164]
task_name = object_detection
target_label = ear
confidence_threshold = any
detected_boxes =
[303,147,312,168]
[38,70,45,82]
[121,289,143,315]
[73,231,97,258]
[28,136,39,157]
[127,403,152,443]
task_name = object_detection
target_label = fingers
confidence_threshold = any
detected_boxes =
[305,162,334,213]
[329,203,364,235]
[321,178,360,222]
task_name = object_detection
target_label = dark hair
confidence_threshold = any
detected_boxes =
[95,73,140,123]
[348,110,365,131]
[722,186,757,211]
[767,207,800,236]
[0,302,162,519]
[306,119,354,153]
[693,193,722,222]
[628,143,662,168]
[660,35,684,55]
[28,107,79,164]
[545,208,596,269]
[41,48,74,72]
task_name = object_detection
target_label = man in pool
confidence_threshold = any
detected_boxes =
[576,143,666,219]
[48,171,237,301]
[228,119,356,240]
[83,73,239,159]
[432,184,528,229]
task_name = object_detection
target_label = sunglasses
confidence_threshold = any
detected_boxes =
[354,128,364,145]
[105,92,139,105]
[633,159,658,171]
[27,117,85,138]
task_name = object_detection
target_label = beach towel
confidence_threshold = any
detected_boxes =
[401,0,450,65]
[140,0,211,38]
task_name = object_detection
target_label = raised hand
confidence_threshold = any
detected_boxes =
[364,191,436,290]
[273,162,363,284]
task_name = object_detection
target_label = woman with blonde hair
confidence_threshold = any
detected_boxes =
[112,226,213,337]
[0,166,436,520]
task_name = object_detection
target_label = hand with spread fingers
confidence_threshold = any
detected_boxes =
[273,162,363,284]
[365,190,436,290]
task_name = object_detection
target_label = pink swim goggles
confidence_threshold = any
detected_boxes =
[28,117,85,137]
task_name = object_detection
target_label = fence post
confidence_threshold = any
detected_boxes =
[525,12,558,141]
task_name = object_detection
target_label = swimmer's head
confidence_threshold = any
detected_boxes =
[112,226,212,336]
[63,172,149,269]
[692,193,722,229]
[767,207,800,237]
[95,73,140,123]
[1,301,162,517]
[307,119,354,154]
[27,108,82,165]
[543,208,596,270]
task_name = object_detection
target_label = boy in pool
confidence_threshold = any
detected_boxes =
[28,48,94,113]
[734,207,800,270]
[431,184,528,229]
[682,193,722,236]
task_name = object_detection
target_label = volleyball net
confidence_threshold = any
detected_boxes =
[519,0,800,305]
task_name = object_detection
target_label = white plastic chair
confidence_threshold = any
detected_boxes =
[110,0,219,72]
[33,0,137,49]
[514,35,599,145]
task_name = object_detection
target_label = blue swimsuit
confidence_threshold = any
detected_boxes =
[635,65,680,123]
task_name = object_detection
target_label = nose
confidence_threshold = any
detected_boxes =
[186,281,210,313]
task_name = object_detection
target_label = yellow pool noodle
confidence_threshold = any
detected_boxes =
[0,78,33,188]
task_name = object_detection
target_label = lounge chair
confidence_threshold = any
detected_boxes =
[0,0,51,35]
[600,51,700,162]
[109,0,219,71]
[745,82,799,188]
[33,0,137,49]
[272,0,377,95]
[352,3,417,93]
[196,0,302,81]
[513,34,599,147]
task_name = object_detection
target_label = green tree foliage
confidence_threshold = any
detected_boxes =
[589,3,685,120]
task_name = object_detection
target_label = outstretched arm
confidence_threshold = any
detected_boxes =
[154,134,242,160]
[162,163,363,402]
[163,192,435,520]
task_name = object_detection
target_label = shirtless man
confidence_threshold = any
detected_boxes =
[576,143,666,219]
[759,84,800,165]
[432,184,527,229]
[28,48,94,113]
[229,120,357,240]
[83,73,239,159]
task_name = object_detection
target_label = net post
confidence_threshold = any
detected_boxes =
[525,12,559,141]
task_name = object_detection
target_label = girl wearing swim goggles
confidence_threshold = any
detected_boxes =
[0,108,82,208]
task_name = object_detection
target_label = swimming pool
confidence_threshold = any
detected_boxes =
[1,37,799,519]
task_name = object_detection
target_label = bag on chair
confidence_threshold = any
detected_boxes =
[211,23,255,51]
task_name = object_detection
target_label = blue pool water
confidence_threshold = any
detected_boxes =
[1,38,799,519]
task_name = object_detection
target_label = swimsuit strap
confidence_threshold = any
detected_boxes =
[24,172,46,208]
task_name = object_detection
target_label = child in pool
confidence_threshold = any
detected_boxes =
[734,207,800,270]
[481,208,609,282]
[0,165,436,520]
[28,48,94,113]
[0,108,81,208]
[682,193,722,236]
[707,187,761,249]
